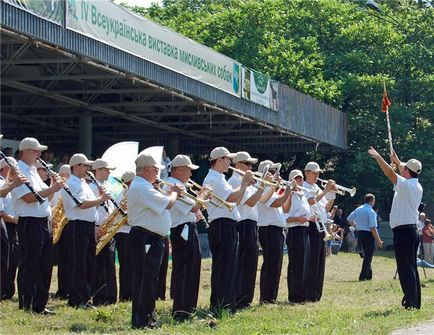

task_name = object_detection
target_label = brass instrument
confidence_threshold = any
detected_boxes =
[96,197,128,255]
[311,207,332,241]
[186,179,235,212]
[52,198,68,244]
[317,178,357,197]
[157,179,209,209]
[229,166,277,189]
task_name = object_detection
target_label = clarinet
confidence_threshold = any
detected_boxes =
[86,172,127,217]
[0,151,45,204]
[37,158,82,207]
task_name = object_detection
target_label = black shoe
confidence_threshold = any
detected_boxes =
[34,308,56,315]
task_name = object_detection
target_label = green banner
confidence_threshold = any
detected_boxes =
[3,0,65,25]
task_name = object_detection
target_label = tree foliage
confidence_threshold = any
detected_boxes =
[132,0,433,215]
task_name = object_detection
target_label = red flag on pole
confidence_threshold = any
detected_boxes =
[382,86,391,113]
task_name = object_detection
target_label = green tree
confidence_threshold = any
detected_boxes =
[131,0,433,215]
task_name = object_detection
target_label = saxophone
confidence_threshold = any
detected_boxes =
[95,198,128,255]
[52,197,68,244]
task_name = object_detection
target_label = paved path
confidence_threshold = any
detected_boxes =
[392,320,434,335]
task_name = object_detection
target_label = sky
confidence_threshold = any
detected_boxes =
[113,0,163,8]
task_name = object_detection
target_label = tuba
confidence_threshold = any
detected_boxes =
[96,195,128,256]
[52,197,68,244]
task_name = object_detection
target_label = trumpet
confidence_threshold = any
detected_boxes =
[186,179,235,212]
[317,178,357,197]
[311,212,333,241]
[157,179,208,209]
[229,166,277,189]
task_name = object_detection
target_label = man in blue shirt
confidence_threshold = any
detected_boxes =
[347,194,383,281]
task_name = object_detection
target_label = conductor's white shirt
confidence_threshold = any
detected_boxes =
[390,175,423,229]
[62,175,97,222]
[11,160,51,218]
[203,169,240,222]
[127,176,171,237]
[228,172,258,222]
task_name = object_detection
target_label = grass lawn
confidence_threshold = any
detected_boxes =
[0,251,433,334]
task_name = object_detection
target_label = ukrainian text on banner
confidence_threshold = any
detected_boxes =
[2,0,64,25]
[242,67,279,111]
[66,0,241,97]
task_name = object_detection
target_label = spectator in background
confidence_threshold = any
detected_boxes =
[422,219,434,264]
[417,213,426,258]
[3,148,13,157]
[334,208,350,251]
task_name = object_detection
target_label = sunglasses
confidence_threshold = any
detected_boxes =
[240,161,252,167]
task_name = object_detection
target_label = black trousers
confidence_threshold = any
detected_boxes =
[115,232,133,301]
[16,216,53,312]
[157,237,169,300]
[305,221,326,302]
[0,221,9,300]
[93,237,117,305]
[130,226,165,329]
[393,225,421,309]
[208,218,238,310]
[56,222,72,299]
[68,220,96,307]
[170,222,201,320]
[286,226,310,303]
[234,219,258,309]
[258,225,284,304]
[358,231,375,281]
[3,222,18,299]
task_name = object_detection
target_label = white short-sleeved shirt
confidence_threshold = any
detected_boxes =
[228,172,258,222]
[390,175,423,229]
[115,188,131,234]
[166,176,195,228]
[286,192,310,228]
[89,182,114,226]
[203,169,240,222]
[0,177,15,217]
[257,189,286,228]
[50,189,62,208]
[127,176,171,237]
[11,160,51,218]
[62,175,97,222]
[303,181,329,223]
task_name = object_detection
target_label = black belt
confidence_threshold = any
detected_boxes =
[134,226,166,240]
[393,224,416,232]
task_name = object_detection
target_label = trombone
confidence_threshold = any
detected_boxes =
[229,166,278,190]
[157,179,209,209]
[186,179,235,212]
[317,178,357,197]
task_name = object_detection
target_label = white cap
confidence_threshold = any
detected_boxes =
[233,151,258,164]
[289,169,304,180]
[121,171,135,183]
[35,161,52,169]
[19,137,48,151]
[304,161,323,173]
[69,153,94,167]
[171,154,199,170]
[0,157,17,169]
[59,164,71,175]
[258,160,281,173]
[209,147,236,160]
[405,159,422,174]
[92,158,115,170]
[135,154,165,169]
